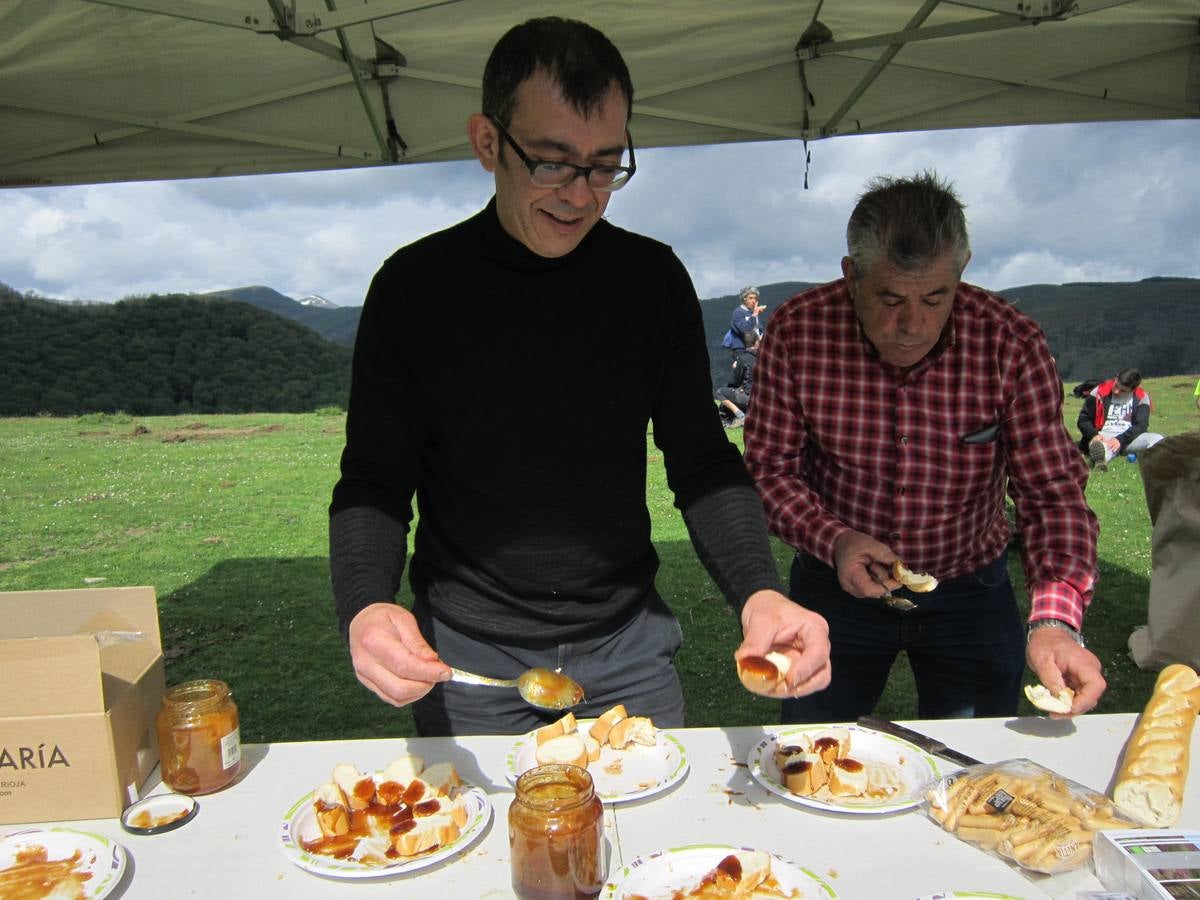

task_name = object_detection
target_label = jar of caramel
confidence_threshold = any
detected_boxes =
[509,764,606,900]
[155,679,242,794]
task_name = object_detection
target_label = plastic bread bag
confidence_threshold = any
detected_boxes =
[924,759,1138,874]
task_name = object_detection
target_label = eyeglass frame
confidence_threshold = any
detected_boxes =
[486,115,636,191]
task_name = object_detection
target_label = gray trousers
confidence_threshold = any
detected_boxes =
[411,594,685,736]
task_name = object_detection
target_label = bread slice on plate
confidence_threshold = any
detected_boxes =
[314,782,350,836]
[827,758,869,797]
[332,763,375,810]
[535,732,589,768]
[607,716,656,750]
[779,750,827,797]
[419,761,463,797]
[589,704,628,745]
[391,812,461,857]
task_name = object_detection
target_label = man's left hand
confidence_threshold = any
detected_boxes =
[1026,627,1106,718]
[735,589,831,698]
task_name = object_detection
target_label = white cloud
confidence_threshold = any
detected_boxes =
[3,119,1199,306]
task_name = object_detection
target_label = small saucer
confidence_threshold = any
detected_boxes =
[120,793,198,835]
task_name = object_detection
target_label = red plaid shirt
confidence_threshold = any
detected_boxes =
[744,279,1097,629]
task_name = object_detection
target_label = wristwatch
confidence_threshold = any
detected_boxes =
[1027,618,1085,647]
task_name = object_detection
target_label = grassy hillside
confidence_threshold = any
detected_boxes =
[2,375,1195,742]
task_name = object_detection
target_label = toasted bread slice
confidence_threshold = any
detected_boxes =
[313,781,350,836]
[589,704,628,745]
[1024,683,1075,714]
[332,762,375,810]
[607,715,656,750]
[535,733,589,768]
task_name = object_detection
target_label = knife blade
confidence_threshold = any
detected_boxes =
[857,715,984,769]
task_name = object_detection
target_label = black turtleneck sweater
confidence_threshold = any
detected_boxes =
[329,199,783,643]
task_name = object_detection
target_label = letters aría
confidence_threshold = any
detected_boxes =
[0,743,70,769]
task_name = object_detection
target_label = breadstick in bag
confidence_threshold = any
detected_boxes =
[1112,663,1200,827]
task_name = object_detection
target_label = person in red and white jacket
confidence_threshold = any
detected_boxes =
[1076,369,1163,471]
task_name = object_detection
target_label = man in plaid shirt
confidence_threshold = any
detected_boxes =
[744,172,1104,723]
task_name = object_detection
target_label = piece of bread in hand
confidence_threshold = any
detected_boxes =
[313,781,350,836]
[607,715,656,750]
[1025,683,1075,714]
[332,762,376,810]
[1113,663,1200,827]
[589,704,628,745]
[892,560,938,592]
[535,732,589,768]
[736,651,791,696]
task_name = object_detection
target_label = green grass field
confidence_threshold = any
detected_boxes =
[1,375,1197,742]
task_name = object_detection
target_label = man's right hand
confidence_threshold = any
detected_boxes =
[832,530,900,599]
[348,603,451,707]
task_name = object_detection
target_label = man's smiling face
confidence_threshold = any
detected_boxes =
[481,70,629,258]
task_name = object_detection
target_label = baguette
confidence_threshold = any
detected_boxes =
[1112,663,1200,827]
[391,812,461,857]
[313,782,350,836]
[332,763,375,810]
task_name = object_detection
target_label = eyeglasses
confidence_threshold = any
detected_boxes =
[488,116,636,191]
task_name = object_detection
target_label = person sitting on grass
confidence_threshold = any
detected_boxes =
[716,331,759,428]
[1076,368,1164,471]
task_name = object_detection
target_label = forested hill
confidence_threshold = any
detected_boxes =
[0,287,351,416]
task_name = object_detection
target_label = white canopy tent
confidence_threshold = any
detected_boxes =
[1,0,1197,189]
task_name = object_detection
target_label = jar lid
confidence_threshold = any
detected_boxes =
[120,793,198,835]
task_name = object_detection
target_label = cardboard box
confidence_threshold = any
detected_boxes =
[1094,829,1200,899]
[0,586,165,825]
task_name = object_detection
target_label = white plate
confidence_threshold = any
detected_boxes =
[505,719,689,804]
[603,844,839,899]
[748,724,941,814]
[278,783,492,879]
[0,828,127,899]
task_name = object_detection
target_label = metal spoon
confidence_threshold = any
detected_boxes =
[448,666,585,711]
[870,570,917,611]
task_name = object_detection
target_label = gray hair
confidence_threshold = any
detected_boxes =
[739,285,759,301]
[845,171,970,278]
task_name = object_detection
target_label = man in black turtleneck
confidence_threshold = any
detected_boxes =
[329,16,830,736]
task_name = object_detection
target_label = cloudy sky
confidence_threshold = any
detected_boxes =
[3,117,1198,307]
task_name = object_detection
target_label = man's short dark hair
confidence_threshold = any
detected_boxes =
[846,171,970,278]
[482,17,634,127]
[1116,368,1142,390]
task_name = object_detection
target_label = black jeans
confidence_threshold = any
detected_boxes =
[412,593,685,737]
[780,550,1025,724]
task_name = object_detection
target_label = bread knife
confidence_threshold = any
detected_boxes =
[857,715,984,769]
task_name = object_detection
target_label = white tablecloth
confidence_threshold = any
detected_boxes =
[5,713,1197,898]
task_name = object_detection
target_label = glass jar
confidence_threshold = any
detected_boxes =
[509,764,606,900]
[154,679,242,794]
